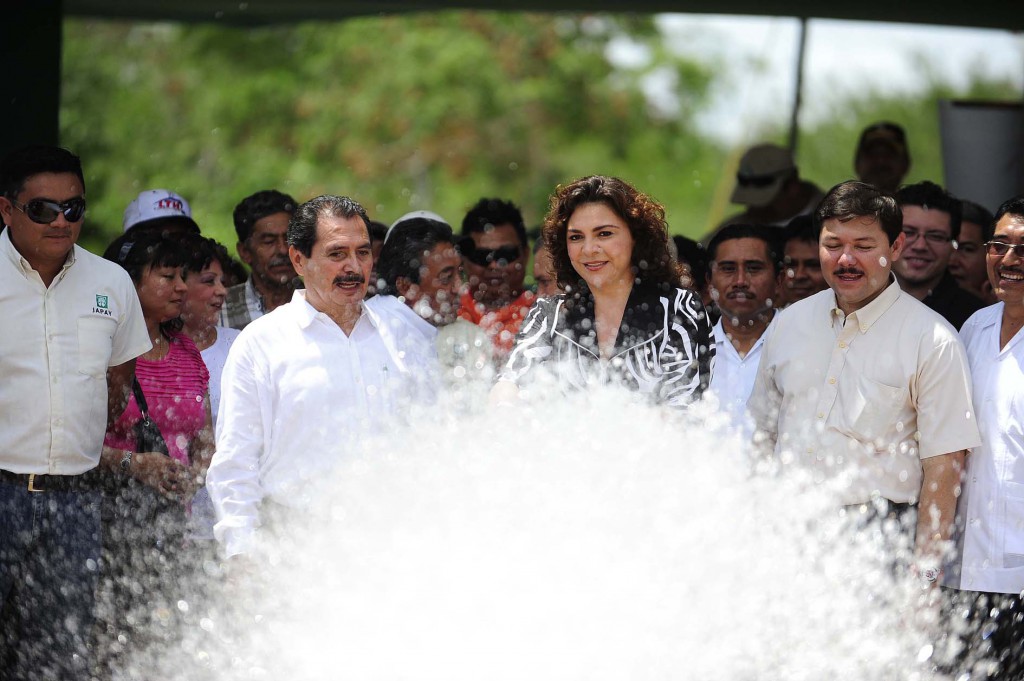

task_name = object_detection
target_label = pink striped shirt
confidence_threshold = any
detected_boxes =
[104,331,210,465]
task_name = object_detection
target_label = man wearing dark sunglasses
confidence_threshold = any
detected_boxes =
[0,146,151,678]
[894,181,985,330]
[458,197,534,359]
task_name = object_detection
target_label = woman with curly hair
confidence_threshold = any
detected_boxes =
[492,175,714,408]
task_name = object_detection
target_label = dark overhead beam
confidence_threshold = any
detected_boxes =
[64,0,1023,31]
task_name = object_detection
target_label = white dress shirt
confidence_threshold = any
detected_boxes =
[0,229,150,474]
[709,316,775,431]
[369,295,495,386]
[207,290,439,557]
[748,278,981,505]
[945,303,1024,593]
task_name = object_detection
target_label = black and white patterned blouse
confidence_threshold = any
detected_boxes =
[499,283,715,408]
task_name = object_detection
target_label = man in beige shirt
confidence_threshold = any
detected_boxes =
[748,180,980,580]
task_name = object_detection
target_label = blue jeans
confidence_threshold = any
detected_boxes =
[0,479,102,680]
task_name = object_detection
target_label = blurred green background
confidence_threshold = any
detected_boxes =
[61,11,1021,255]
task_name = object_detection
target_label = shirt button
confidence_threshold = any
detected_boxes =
[828,377,836,385]
[817,412,824,419]
[806,447,814,454]
[838,342,846,349]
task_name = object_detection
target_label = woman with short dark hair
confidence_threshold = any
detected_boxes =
[97,231,213,671]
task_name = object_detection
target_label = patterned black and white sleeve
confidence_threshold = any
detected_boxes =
[497,296,560,385]
[658,288,715,408]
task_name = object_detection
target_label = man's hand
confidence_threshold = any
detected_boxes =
[130,452,191,502]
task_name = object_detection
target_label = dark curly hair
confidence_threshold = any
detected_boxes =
[542,175,689,292]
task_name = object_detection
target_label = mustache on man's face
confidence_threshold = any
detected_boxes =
[333,274,366,286]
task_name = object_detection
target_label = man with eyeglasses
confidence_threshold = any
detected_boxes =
[949,200,997,306]
[706,224,783,429]
[943,194,1024,678]
[458,197,535,359]
[0,146,150,678]
[894,181,985,330]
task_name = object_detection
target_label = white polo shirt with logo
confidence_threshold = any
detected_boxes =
[0,229,150,475]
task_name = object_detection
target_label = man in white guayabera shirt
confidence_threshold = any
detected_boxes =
[943,194,1024,679]
[207,195,439,562]
[748,180,980,590]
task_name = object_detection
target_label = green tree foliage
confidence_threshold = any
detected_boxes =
[61,12,719,253]
[61,13,1021,256]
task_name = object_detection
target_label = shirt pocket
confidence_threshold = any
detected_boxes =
[1003,480,1024,559]
[847,375,909,448]
[77,317,116,377]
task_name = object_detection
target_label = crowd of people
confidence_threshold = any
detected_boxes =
[1,121,1022,679]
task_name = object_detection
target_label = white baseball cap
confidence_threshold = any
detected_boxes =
[384,210,450,244]
[123,189,200,233]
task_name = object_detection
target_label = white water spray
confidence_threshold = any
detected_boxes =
[129,382,952,680]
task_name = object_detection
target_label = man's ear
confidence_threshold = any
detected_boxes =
[237,240,254,267]
[0,197,13,225]
[890,231,907,263]
[289,245,305,277]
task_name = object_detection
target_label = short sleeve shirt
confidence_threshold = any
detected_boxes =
[0,230,150,474]
[748,278,981,504]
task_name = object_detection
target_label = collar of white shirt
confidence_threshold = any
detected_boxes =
[286,290,434,376]
[827,274,901,332]
[1,228,76,277]
[289,289,365,331]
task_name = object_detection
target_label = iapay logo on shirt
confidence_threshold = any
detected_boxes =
[93,294,112,316]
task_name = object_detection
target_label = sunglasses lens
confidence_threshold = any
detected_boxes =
[466,246,519,267]
[497,247,520,263]
[25,198,86,224]
[64,198,86,222]
[25,201,60,224]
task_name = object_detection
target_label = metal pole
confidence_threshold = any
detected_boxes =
[788,17,808,154]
